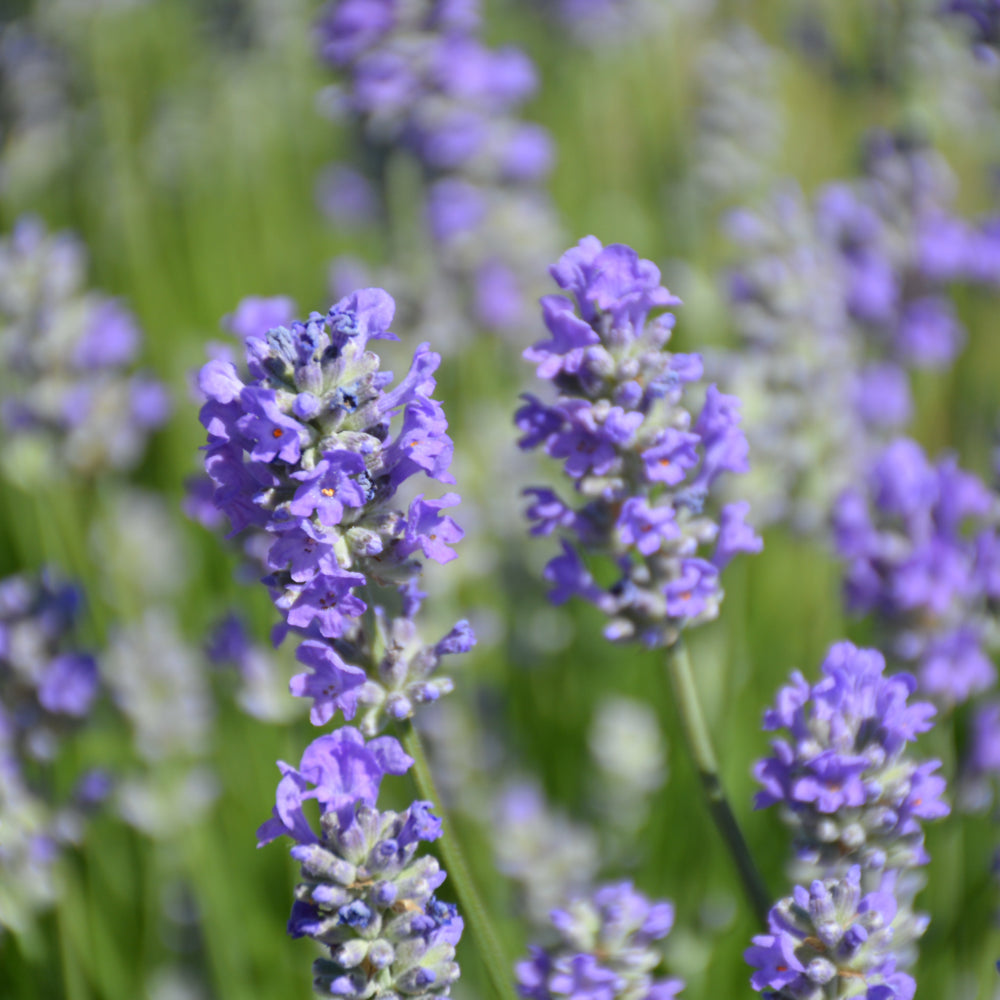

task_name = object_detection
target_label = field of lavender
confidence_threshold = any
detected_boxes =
[2,1,1000,999]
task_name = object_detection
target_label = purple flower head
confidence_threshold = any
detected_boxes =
[755,641,947,876]
[257,727,411,846]
[833,438,1000,706]
[517,882,683,1000]
[746,868,919,1000]
[0,217,168,476]
[521,239,757,647]
[199,289,473,734]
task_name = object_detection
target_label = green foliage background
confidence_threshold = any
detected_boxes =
[1,1,999,998]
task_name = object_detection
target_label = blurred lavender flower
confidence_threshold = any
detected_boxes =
[258,727,462,998]
[694,24,785,209]
[314,0,560,335]
[516,881,684,1000]
[745,866,919,1000]
[197,289,474,734]
[942,0,1000,57]
[716,132,1000,533]
[518,237,760,647]
[0,570,106,933]
[0,217,169,485]
[833,438,1000,706]
[0,571,98,762]
[493,780,600,928]
[755,641,948,881]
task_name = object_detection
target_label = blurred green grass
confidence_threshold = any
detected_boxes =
[1,1,1000,998]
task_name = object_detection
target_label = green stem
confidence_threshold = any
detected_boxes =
[663,640,771,926]
[399,723,518,1000]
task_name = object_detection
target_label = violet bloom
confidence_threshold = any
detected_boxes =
[755,641,948,880]
[518,237,760,647]
[516,881,684,1000]
[198,288,474,735]
[715,132,1000,535]
[745,867,919,1000]
[259,729,462,999]
[314,0,559,335]
[0,217,169,479]
[833,438,1000,706]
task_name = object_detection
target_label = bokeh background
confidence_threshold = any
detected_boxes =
[1,1,999,998]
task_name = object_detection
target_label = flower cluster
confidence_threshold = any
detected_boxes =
[0,571,98,761]
[0,217,170,482]
[259,728,462,999]
[717,131,1000,532]
[0,570,107,932]
[315,0,558,333]
[754,642,949,880]
[745,866,919,1000]
[198,288,474,735]
[832,438,1000,706]
[516,881,684,1000]
[517,237,760,647]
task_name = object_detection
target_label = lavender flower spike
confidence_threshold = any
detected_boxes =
[516,881,684,1000]
[754,641,949,880]
[261,728,462,999]
[518,237,760,647]
[745,866,918,1000]
[197,289,475,735]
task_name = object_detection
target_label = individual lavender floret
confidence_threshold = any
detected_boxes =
[518,237,760,648]
[0,570,98,763]
[516,881,684,1000]
[833,438,1000,706]
[259,728,462,999]
[198,289,474,734]
[745,866,918,1000]
[0,217,169,482]
[754,642,949,880]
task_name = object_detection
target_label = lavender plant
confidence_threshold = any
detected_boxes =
[314,0,559,335]
[745,866,919,1000]
[258,728,462,998]
[518,236,761,649]
[0,217,169,484]
[717,132,1000,533]
[519,235,769,923]
[196,287,529,999]
[0,571,106,933]
[832,438,1000,706]
[516,882,684,1000]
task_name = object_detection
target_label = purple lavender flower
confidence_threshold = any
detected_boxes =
[519,237,760,647]
[755,642,948,879]
[260,728,462,998]
[516,881,684,1000]
[0,217,170,479]
[745,867,918,1000]
[833,438,1000,706]
[314,0,559,335]
[198,289,474,735]
[715,132,1000,534]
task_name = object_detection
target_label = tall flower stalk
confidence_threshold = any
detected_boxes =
[517,236,768,923]
[197,289,515,999]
